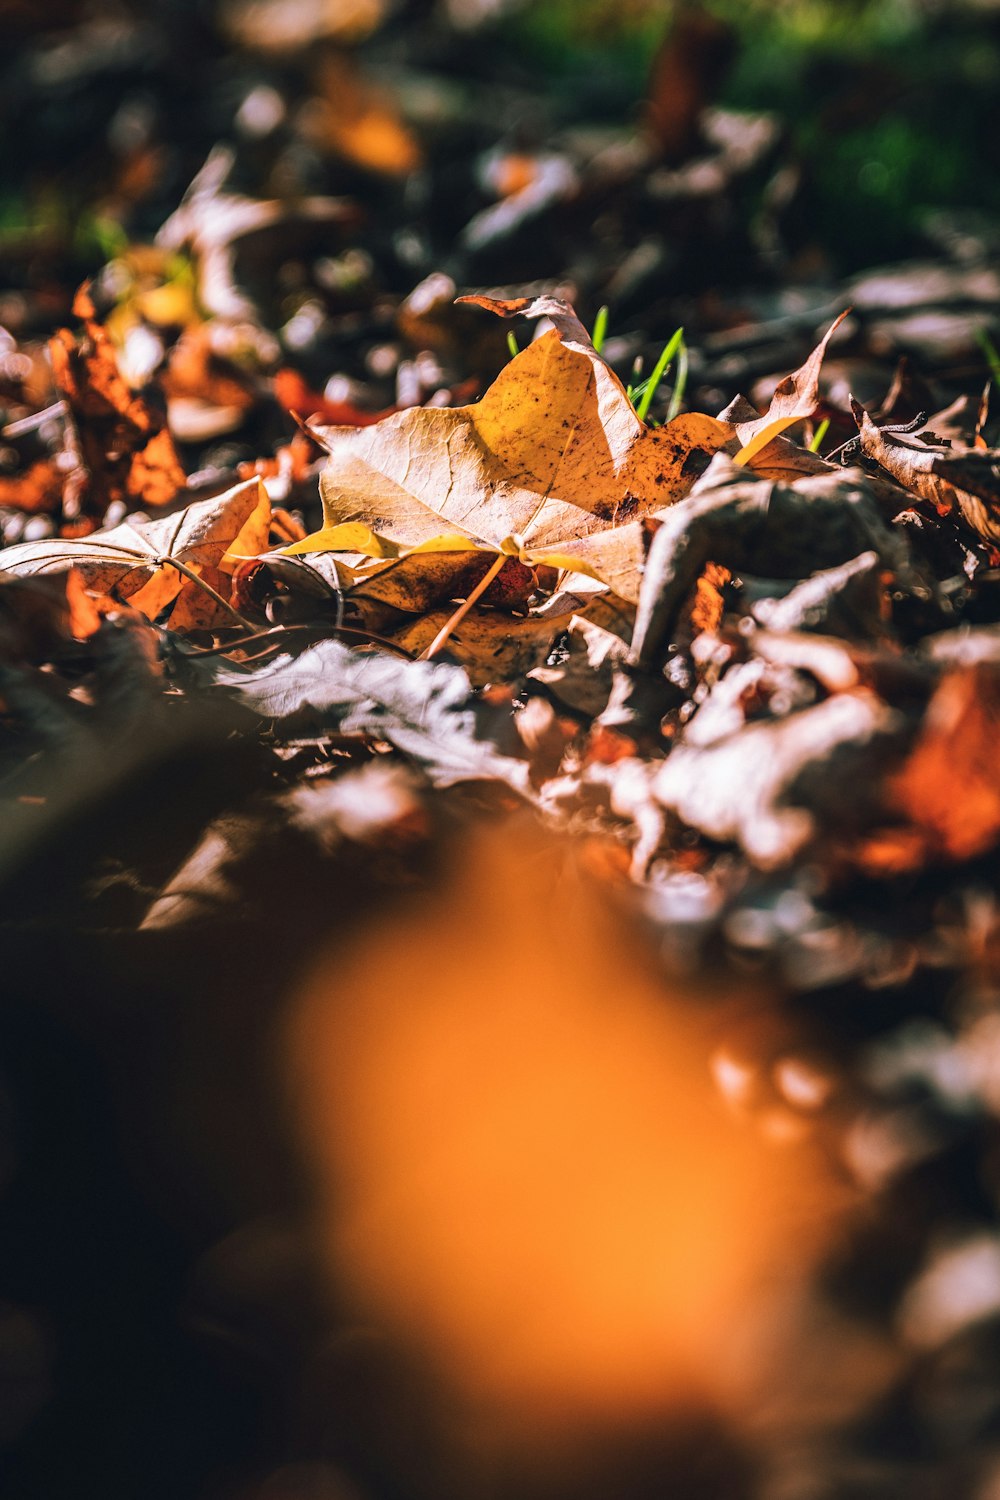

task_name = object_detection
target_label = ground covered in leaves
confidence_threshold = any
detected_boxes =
[4,3,1000,1499]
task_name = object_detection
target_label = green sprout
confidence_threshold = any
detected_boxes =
[976,328,1000,387]
[808,416,830,453]
[629,327,685,423]
[507,330,520,360]
[591,304,609,354]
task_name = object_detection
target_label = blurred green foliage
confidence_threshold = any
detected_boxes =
[501,0,1000,268]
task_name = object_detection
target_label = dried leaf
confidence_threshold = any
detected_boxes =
[0,478,270,628]
[305,51,422,176]
[629,462,909,675]
[733,313,849,466]
[0,459,64,514]
[195,637,531,791]
[50,285,186,516]
[890,664,1000,861]
[855,403,1000,545]
[652,689,907,868]
[289,294,730,604]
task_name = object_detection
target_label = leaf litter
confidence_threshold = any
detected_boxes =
[4,15,1000,1496]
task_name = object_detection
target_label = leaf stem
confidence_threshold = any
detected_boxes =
[418,552,507,661]
[155,555,255,628]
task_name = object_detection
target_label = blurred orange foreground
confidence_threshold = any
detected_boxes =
[287,824,834,1444]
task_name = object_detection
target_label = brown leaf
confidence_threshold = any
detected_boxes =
[0,460,63,514]
[304,50,422,176]
[890,664,1000,861]
[50,285,186,518]
[651,688,908,868]
[853,402,1000,544]
[0,478,270,629]
[289,294,731,605]
[733,312,850,466]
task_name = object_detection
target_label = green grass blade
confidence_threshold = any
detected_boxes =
[976,327,1000,386]
[666,336,688,422]
[507,331,520,360]
[808,416,830,453]
[591,305,609,354]
[634,327,684,423]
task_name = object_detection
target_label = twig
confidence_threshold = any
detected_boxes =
[175,621,415,660]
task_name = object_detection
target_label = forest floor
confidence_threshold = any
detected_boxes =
[3,4,1000,1499]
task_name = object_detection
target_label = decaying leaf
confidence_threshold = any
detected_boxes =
[0,478,270,628]
[732,311,850,466]
[288,294,731,604]
[157,145,359,322]
[50,285,187,517]
[303,50,422,176]
[890,664,1000,861]
[602,459,913,731]
[854,402,1000,545]
[196,636,531,791]
[652,688,909,868]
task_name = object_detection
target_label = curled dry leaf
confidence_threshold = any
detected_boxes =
[652,688,909,869]
[286,294,732,605]
[0,478,270,629]
[199,636,531,792]
[854,401,1000,545]
[732,311,850,466]
[603,460,912,733]
[50,284,187,516]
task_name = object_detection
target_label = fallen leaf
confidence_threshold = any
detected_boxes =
[191,636,531,791]
[890,664,1000,861]
[274,367,398,426]
[854,403,1000,545]
[0,460,63,514]
[157,145,359,322]
[0,478,270,629]
[287,294,731,604]
[652,689,908,868]
[603,460,912,732]
[50,285,187,517]
[733,312,850,466]
[385,587,630,687]
[304,51,422,176]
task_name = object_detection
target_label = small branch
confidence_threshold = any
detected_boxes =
[176,622,415,660]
